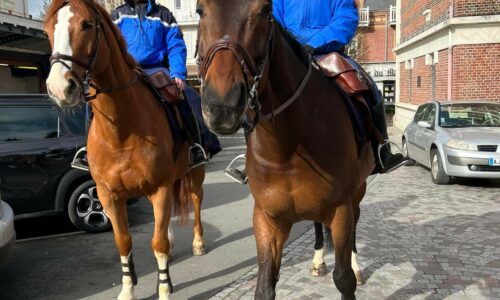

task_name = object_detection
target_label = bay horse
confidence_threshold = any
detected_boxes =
[196,0,374,299]
[44,1,206,299]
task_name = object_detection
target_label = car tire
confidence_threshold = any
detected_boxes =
[67,180,112,233]
[402,138,416,166]
[430,149,450,185]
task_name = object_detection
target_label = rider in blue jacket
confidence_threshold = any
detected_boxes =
[112,0,221,168]
[225,0,407,183]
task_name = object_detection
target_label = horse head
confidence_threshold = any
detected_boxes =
[44,0,118,107]
[197,0,273,135]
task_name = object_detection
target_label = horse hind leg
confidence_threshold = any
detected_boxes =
[310,222,327,277]
[190,168,206,256]
[150,186,175,300]
[97,188,137,300]
[253,204,292,299]
[352,182,366,285]
[330,203,357,300]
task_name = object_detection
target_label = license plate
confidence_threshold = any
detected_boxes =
[489,158,500,166]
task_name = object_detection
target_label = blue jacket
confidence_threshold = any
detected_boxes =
[273,0,359,54]
[111,0,187,80]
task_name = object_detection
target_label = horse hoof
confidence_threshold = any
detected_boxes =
[192,246,206,256]
[355,271,364,285]
[310,263,327,277]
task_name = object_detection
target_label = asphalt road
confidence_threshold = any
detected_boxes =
[0,130,309,300]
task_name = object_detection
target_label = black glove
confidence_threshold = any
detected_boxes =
[304,45,315,56]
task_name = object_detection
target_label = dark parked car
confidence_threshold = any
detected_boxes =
[0,95,110,232]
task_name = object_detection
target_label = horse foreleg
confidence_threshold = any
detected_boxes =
[330,203,357,300]
[98,189,137,300]
[253,204,291,300]
[150,186,174,300]
[310,222,327,277]
[191,168,206,255]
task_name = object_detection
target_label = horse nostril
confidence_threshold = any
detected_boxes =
[66,78,78,94]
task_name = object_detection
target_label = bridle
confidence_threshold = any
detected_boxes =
[197,16,312,131]
[49,1,138,102]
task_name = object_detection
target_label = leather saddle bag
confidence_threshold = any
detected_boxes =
[315,52,370,96]
[148,71,184,105]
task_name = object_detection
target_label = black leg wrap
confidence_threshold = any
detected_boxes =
[121,254,138,286]
[156,263,173,294]
[313,222,324,250]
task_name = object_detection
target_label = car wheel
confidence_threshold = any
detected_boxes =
[402,138,416,166]
[68,180,112,233]
[430,149,450,185]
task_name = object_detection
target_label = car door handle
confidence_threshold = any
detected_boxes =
[45,149,70,159]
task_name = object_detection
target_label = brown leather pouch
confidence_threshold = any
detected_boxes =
[315,52,369,96]
[148,71,184,105]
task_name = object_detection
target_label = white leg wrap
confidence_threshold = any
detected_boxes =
[351,251,360,274]
[118,253,137,300]
[155,251,171,300]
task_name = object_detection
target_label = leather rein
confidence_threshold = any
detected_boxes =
[197,17,312,131]
[49,1,138,102]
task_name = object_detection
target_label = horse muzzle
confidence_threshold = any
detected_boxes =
[46,65,84,107]
[201,83,247,135]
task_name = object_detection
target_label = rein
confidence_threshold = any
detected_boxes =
[197,17,312,131]
[49,1,139,102]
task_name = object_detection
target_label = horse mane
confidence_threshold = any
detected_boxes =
[275,21,310,68]
[45,0,137,69]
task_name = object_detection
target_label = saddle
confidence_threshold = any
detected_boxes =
[147,71,185,105]
[315,52,384,145]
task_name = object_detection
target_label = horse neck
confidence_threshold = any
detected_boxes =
[89,31,154,140]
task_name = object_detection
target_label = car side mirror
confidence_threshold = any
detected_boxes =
[417,121,432,128]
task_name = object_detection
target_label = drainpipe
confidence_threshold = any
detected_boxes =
[385,11,389,61]
[447,0,454,100]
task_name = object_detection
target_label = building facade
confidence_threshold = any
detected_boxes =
[0,1,49,94]
[357,0,397,105]
[394,0,500,130]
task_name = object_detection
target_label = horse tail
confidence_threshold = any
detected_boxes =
[173,174,192,225]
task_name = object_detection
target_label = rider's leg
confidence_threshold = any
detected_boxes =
[177,100,208,169]
[224,127,248,184]
[71,103,92,170]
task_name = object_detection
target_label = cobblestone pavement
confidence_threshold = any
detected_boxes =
[211,128,500,300]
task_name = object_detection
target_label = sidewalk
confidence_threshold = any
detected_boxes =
[210,127,500,299]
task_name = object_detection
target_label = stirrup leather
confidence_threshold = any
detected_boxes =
[189,143,208,169]
[377,141,408,173]
[71,147,90,172]
[224,154,248,184]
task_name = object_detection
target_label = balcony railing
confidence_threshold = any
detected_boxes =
[173,10,199,23]
[359,7,370,27]
[389,5,397,25]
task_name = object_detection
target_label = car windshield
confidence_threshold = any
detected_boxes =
[439,103,500,128]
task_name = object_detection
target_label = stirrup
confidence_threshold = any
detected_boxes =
[224,154,248,184]
[377,141,409,173]
[189,143,208,169]
[71,147,90,172]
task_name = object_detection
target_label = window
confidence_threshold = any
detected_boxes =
[414,104,430,122]
[61,107,86,135]
[0,107,61,142]
[3,0,14,10]
[175,0,181,9]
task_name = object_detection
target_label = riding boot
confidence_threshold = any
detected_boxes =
[178,100,208,169]
[224,128,249,184]
[371,100,408,174]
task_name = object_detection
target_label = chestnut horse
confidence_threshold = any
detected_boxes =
[197,0,374,299]
[44,1,206,299]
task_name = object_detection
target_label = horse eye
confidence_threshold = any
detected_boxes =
[195,7,204,17]
[259,4,271,17]
[81,20,94,30]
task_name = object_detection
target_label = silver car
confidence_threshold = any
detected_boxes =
[402,101,500,184]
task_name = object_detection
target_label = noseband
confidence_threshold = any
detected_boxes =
[49,1,138,102]
[197,17,312,131]
[197,17,276,130]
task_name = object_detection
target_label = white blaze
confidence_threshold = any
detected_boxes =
[46,6,74,102]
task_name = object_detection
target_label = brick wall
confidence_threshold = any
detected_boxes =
[435,49,448,101]
[452,44,500,101]
[400,0,450,43]
[358,11,396,62]
[454,0,500,17]
[399,62,408,102]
